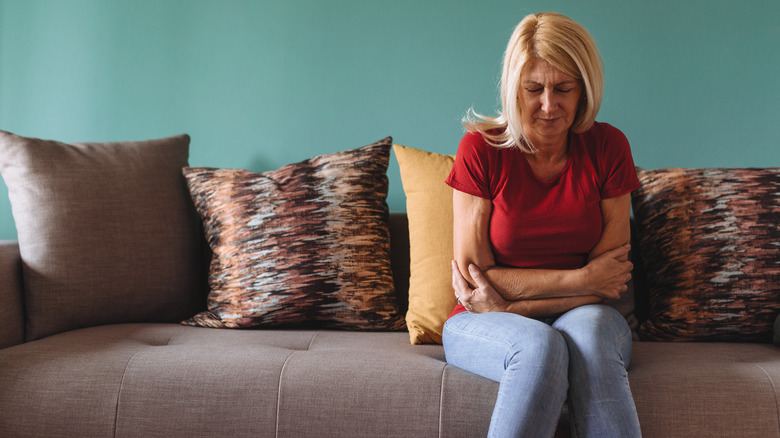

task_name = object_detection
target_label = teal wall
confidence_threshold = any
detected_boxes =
[1,0,779,240]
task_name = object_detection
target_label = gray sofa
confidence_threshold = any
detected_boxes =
[1,212,779,437]
[0,130,778,437]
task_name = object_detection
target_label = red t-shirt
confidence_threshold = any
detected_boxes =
[445,122,640,316]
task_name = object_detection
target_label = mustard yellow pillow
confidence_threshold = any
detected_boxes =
[394,144,456,344]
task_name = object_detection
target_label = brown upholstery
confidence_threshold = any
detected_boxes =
[0,324,494,437]
[0,213,779,437]
[0,241,23,349]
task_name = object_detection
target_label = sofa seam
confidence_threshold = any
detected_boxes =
[438,363,447,438]
[275,350,298,438]
[754,363,780,434]
[113,349,144,438]
[306,330,319,350]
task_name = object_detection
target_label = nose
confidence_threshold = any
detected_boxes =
[540,89,556,114]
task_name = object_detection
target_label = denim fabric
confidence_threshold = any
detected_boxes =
[443,304,641,438]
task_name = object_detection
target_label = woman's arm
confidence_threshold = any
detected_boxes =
[452,260,604,316]
[588,194,632,261]
[453,190,632,302]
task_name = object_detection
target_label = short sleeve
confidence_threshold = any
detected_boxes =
[599,125,640,199]
[445,132,492,200]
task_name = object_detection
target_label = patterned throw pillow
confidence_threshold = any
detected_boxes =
[182,138,405,330]
[632,168,780,342]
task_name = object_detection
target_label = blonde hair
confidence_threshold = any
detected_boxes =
[464,12,604,152]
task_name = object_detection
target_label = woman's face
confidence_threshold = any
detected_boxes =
[518,58,583,148]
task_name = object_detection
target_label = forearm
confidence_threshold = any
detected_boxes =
[504,294,604,318]
[482,265,588,301]
[453,192,633,306]
[452,258,611,317]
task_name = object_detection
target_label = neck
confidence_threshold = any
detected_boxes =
[525,135,568,163]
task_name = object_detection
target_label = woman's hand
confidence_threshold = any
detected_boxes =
[581,243,633,300]
[452,260,508,313]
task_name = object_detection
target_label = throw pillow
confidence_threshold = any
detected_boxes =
[632,167,780,342]
[0,131,206,341]
[182,137,405,330]
[394,144,456,344]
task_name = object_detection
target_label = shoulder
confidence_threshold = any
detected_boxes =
[579,121,628,144]
[575,121,631,157]
[457,131,499,160]
[459,130,502,150]
[574,122,640,196]
[459,129,518,154]
[460,130,488,147]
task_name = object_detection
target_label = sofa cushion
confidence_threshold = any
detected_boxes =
[2,324,779,437]
[0,324,497,437]
[394,144,456,344]
[632,167,780,342]
[628,341,780,437]
[0,131,206,341]
[182,138,404,330]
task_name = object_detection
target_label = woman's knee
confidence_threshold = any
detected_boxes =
[556,304,630,341]
[444,312,569,379]
[504,321,568,376]
[554,304,633,366]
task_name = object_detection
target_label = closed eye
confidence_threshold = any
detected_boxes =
[524,87,575,93]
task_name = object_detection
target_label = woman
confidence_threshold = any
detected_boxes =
[443,12,642,438]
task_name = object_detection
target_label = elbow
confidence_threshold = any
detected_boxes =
[453,254,494,287]
[453,256,477,286]
[454,255,495,287]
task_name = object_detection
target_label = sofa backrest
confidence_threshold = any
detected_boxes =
[388,213,411,316]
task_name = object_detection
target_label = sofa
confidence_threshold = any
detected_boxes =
[0,131,779,437]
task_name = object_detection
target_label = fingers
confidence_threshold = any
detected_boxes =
[603,245,634,273]
[604,243,631,258]
[467,263,490,288]
[453,261,486,312]
[452,260,469,306]
[453,261,506,314]
[452,260,468,288]
[609,277,632,300]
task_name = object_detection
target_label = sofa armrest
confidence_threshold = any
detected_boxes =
[0,241,24,348]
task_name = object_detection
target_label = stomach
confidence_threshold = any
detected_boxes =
[490,190,602,270]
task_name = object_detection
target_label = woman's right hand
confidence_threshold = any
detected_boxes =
[452,260,509,314]
[581,244,633,300]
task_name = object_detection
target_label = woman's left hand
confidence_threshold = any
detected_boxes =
[452,260,509,313]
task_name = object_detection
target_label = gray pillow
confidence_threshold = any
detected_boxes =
[0,131,207,340]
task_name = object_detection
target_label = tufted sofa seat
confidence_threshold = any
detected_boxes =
[0,322,502,437]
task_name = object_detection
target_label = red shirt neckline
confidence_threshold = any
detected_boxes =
[520,150,573,186]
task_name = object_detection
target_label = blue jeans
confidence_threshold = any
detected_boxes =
[442,304,641,438]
